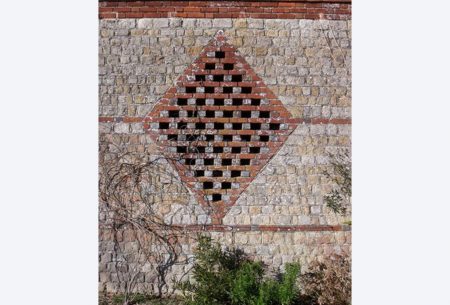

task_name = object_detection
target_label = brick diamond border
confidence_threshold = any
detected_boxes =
[144,31,299,223]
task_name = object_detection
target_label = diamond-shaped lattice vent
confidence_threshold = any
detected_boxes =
[144,31,299,223]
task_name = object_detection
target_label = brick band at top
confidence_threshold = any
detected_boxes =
[144,31,300,224]
[99,0,351,20]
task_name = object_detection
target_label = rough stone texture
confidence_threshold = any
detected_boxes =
[99,17,351,293]
[99,18,351,119]
[222,123,351,226]
[99,229,351,293]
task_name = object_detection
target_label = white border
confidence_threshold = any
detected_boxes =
[0,0,98,304]
[1,1,450,304]
[354,0,450,304]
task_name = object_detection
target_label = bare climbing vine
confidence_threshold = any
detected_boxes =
[99,139,200,304]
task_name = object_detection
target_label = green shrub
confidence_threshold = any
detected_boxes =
[231,261,265,305]
[278,263,301,305]
[112,293,153,305]
[178,235,301,305]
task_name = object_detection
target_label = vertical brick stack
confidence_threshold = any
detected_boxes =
[144,31,299,223]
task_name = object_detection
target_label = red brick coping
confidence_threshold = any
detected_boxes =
[99,1,351,20]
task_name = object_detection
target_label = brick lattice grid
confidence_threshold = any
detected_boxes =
[144,31,299,224]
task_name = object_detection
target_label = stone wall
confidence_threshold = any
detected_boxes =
[99,2,351,293]
[99,228,350,293]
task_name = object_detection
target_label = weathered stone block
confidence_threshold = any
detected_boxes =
[153,19,169,28]
[212,19,232,28]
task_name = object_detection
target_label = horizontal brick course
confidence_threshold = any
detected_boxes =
[99,1,351,20]
[144,224,351,232]
[99,116,351,124]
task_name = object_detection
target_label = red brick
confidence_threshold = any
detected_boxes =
[142,12,162,17]
[99,12,117,19]
[200,7,219,13]
[99,7,115,12]
[125,12,144,18]
[99,117,115,123]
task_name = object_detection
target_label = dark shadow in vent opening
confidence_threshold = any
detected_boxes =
[270,124,280,130]
[241,87,252,94]
[240,159,250,165]
[204,159,214,165]
[233,123,242,130]
[232,98,243,106]
[214,99,224,106]
[213,170,223,177]
[212,194,222,201]
[232,75,242,82]
[195,75,206,81]
[231,171,241,177]
[213,75,224,82]
[222,159,232,166]
[222,182,231,189]
[177,146,187,153]
[203,182,213,189]
[223,111,233,118]
[260,111,270,118]
[241,111,251,118]
[259,135,269,142]
[177,98,187,105]
[195,170,204,177]
[214,123,224,129]
[223,87,233,94]
[159,122,169,129]
[241,135,251,141]
[169,110,179,118]
[195,122,206,129]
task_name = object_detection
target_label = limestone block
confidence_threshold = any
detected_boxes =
[137,19,152,29]
[233,19,247,28]
[113,123,130,134]
[153,19,169,28]
[212,19,232,28]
